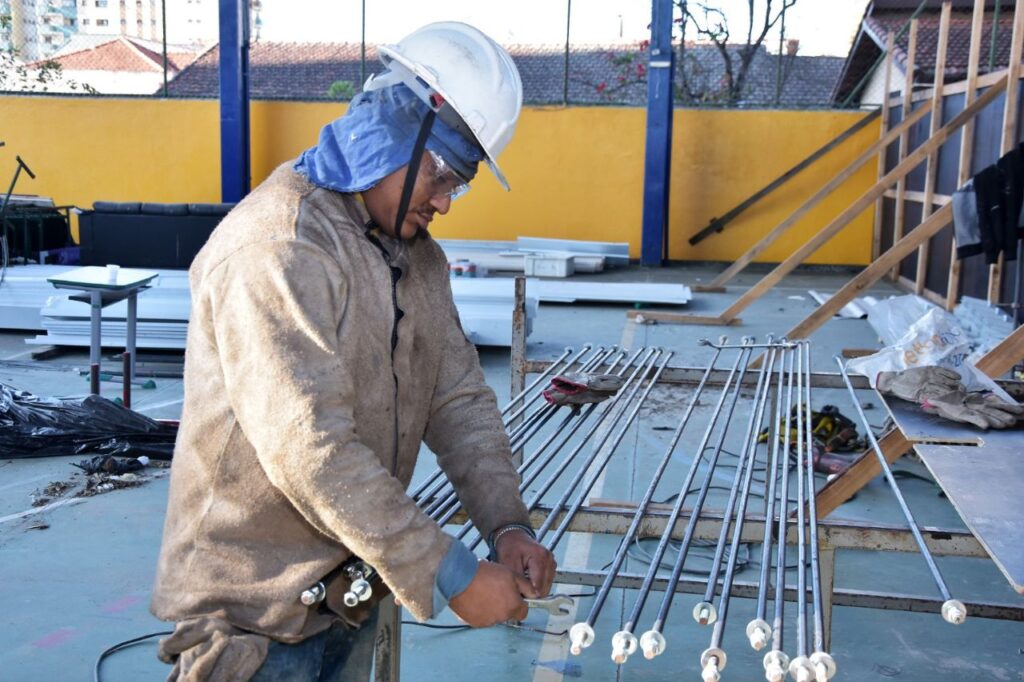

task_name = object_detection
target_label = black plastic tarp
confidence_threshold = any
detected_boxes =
[0,383,177,459]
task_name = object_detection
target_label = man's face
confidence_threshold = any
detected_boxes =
[362,151,469,240]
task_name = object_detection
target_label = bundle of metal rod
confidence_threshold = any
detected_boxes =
[835,356,968,627]
[801,342,836,682]
[698,342,782,682]
[564,343,725,664]
[437,348,639,533]
[763,346,797,682]
[412,344,611,514]
[585,337,759,660]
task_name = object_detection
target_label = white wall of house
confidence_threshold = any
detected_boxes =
[860,61,906,107]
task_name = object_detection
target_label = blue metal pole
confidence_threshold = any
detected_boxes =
[219,0,251,202]
[640,0,675,266]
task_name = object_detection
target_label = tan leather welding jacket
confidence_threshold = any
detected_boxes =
[151,162,530,642]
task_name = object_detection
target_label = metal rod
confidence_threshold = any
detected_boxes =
[696,339,779,628]
[598,339,753,661]
[428,349,630,526]
[437,350,638,533]
[803,342,836,681]
[749,345,790,653]
[582,344,725,657]
[535,348,666,544]
[834,356,967,625]
[789,343,815,682]
[459,348,650,548]
[699,338,796,350]
[701,346,780,682]
[765,348,797,682]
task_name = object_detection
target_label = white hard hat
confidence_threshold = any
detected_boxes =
[366,21,523,190]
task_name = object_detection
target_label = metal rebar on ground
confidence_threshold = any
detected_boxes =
[835,356,967,626]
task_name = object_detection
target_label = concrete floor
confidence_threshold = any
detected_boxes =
[1,263,1022,682]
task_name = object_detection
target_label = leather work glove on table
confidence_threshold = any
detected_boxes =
[543,373,625,408]
[921,390,1024,430]
[876,366,964,402]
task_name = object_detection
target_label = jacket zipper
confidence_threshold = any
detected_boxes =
[366,231,403,476]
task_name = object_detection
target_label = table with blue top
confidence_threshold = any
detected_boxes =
[46,266,158,405]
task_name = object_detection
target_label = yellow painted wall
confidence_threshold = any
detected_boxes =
[0,95,878,264]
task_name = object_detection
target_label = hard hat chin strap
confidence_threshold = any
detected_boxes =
[393,109,436,236]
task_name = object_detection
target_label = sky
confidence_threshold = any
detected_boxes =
[255,0,870,57]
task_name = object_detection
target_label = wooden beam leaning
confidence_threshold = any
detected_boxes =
[706,107,923,290]
[783,203,953,342]
[915,2,952,297]
[634,77,1007,328]
[714,77,1007,326]
[816,299,1024,518]
[874,34,897,261]
[946,0,987,310]
[989,0,1024,304]
[975,324,1024,377]
[892,18,919,281]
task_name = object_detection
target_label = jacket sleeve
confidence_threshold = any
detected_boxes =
[205,240,452,622]
[422,264,532,541]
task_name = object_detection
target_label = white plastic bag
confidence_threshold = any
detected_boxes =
[864,295,934,347]
[848,307,1014,403]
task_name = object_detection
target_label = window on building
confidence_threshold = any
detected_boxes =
[95,0,107,6]
[82,18,90,24]
[96,18,108,26]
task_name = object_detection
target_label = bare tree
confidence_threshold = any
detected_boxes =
[595,0,798,107]
[677,0,797,106]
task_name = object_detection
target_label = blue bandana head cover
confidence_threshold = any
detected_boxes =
[294,84,484,193]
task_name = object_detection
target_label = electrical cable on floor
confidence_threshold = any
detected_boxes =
[94,630,172,682]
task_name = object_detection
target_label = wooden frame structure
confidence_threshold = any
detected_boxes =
[636,0,1024,329]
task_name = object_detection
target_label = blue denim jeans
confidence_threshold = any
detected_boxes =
[249,612,379,682]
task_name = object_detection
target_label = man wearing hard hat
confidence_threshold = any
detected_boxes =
[150,22,556,680]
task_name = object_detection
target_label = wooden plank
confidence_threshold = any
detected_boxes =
[975,324,1024,376]
[692,285,727,293]
[947,0,986,310]
[989,0,1024,304]
[874,33,897,262]
[782,203,953,342]
[915,2,952,295]
[714,78,1007,326]
[892,18,919,281]
[707,105,929,289]
[915,442,1024,594]
[883,188,952,205]
[816,429,911,518]
[842,348,879,358]
[626,310,739,326]
[887,62,1010,107]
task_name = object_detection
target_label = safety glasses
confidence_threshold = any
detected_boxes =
[421,150,471,201]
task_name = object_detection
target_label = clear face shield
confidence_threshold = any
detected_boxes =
[420,149,472,202]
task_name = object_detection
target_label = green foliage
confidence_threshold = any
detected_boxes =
[327,79,356,100]
[0,11,98,94]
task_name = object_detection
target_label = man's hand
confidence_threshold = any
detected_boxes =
[448,561,531,627]
[495,529,557,598]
